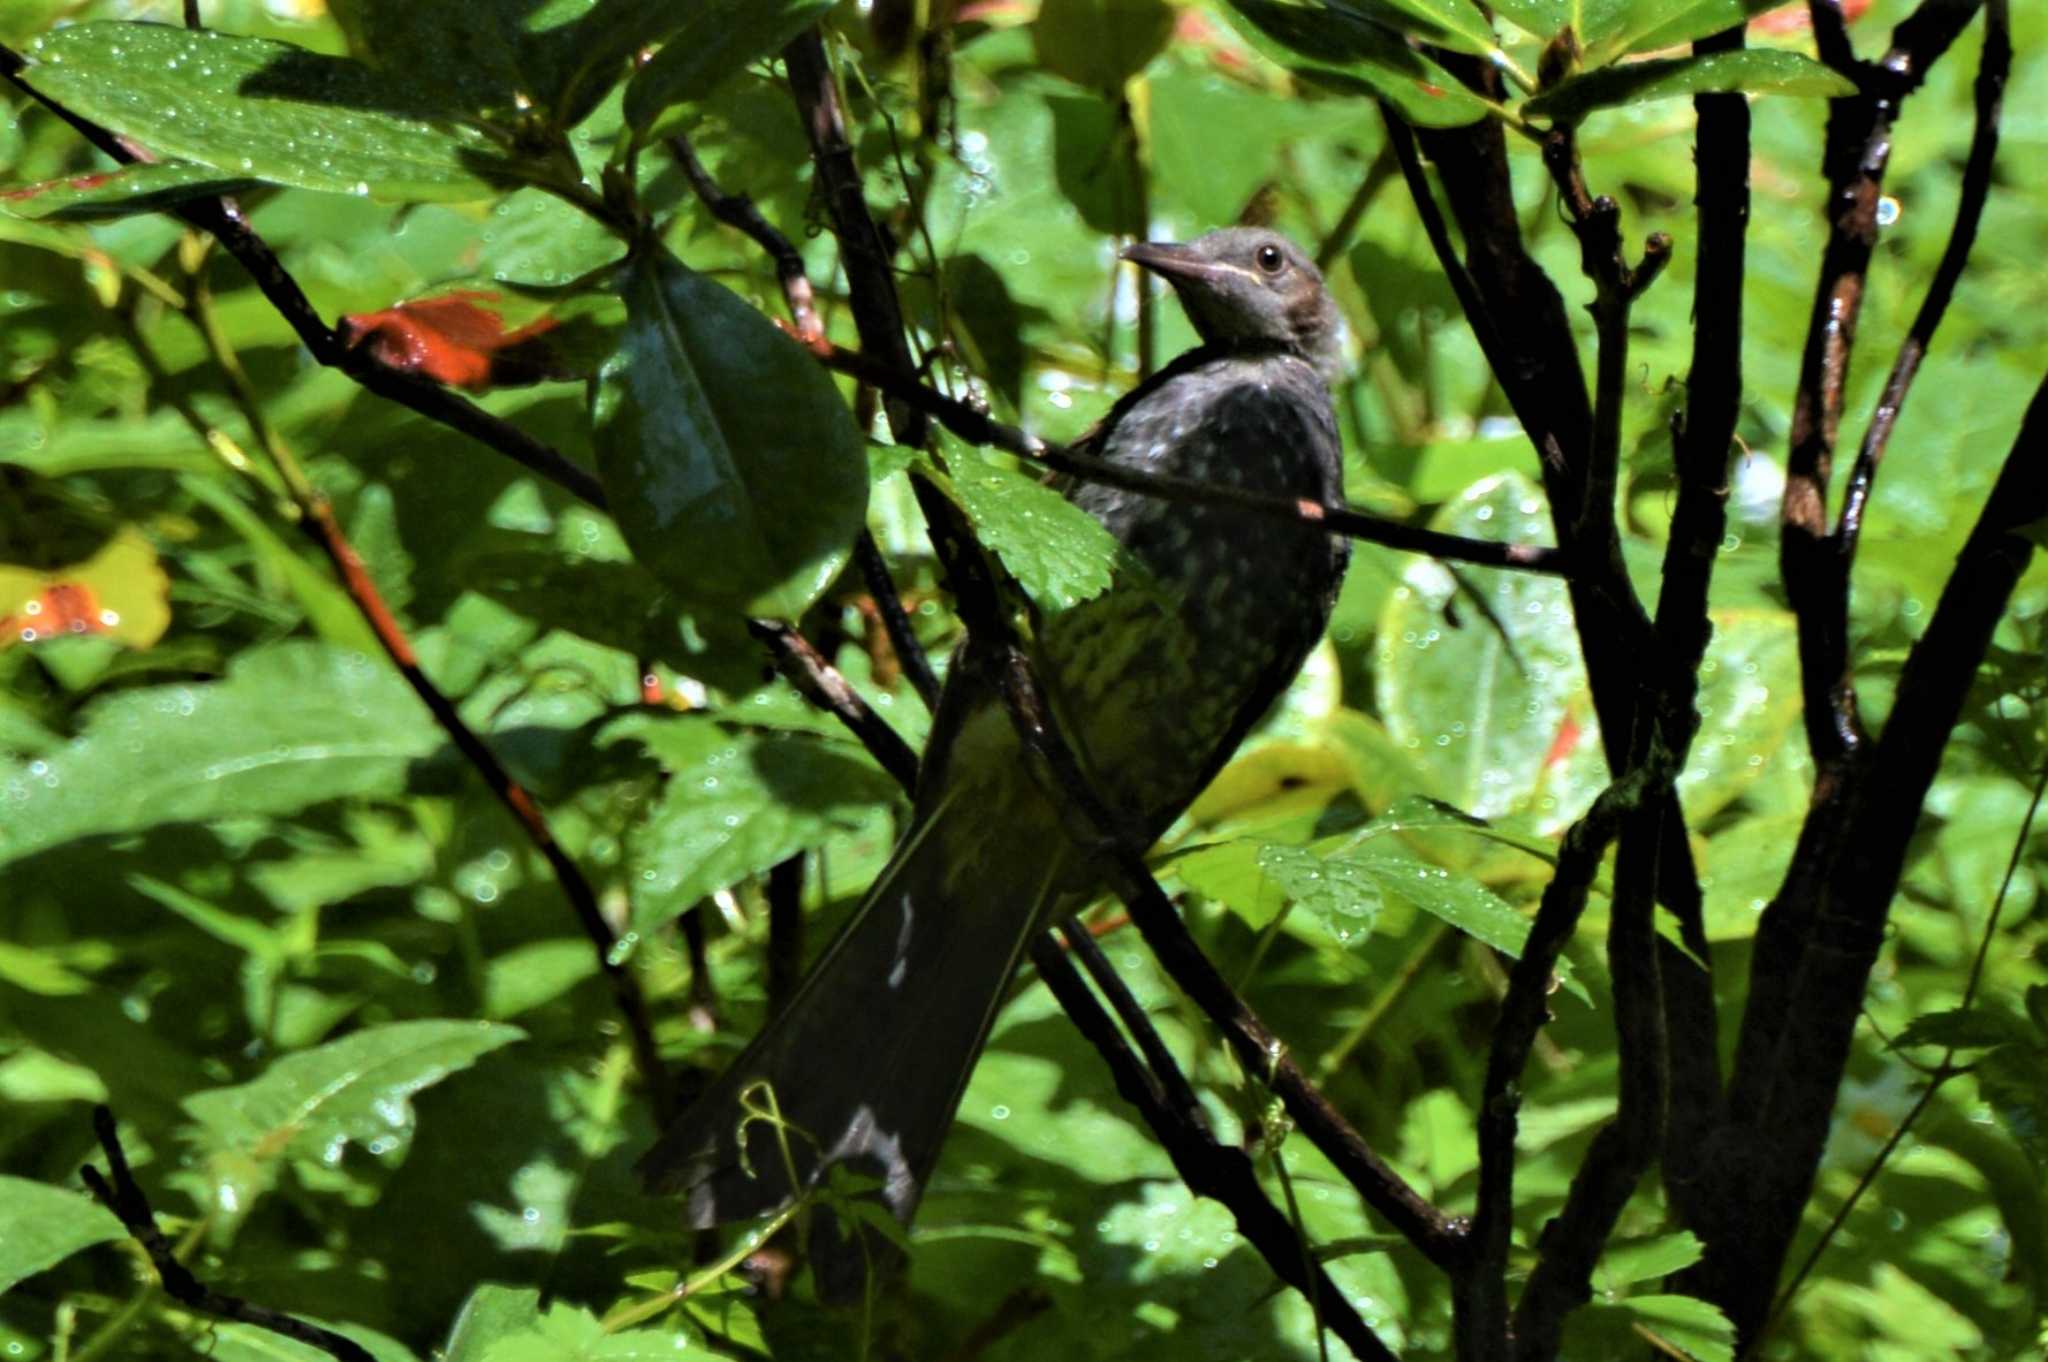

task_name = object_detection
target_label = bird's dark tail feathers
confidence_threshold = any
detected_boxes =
[636,805,1062,1301]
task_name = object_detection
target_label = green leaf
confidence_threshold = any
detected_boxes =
[482,939,599,1020]
[1612,1294,1736,1362]
[948,448,1123,611]
[331,0,692,129]
[1894,1006,2036,1052]
[1977,1045,2048,1173]
[19,24,528,202]
[1675,609,1801,822]
[0,1177,124,1295]
[445,1286,543,1362]
[1221,0,1492,127]
[1525,49,1855,122]
[1332,0,1499,56]
[0,162,261,221]
[603,714,897,934]
[1374,474,1595,824]
[591,247,869,621]
[1035,0,1177,93]
[182,1020,524,1184]
[204,1321,421,1362]
[1483,0,1567,39]
[1615,0,1792,57]
[624,0,835,137]
[0,643,440,869]
[1597,1230,1706,1288]
[1256,842,1386,945]
[480,1303,721,1362]
[128,874,284,963]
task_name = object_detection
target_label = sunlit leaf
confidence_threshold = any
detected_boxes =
[0,161,259,221]
[1525,48,1854,122]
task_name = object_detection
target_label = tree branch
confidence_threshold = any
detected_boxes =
[80,1106,374,1362]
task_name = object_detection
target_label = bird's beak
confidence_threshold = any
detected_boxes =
[1121,241,1233,288]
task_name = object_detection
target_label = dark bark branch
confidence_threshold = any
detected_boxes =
[803,335,1567,575]
[81,1107,375,1362]
[1779,0,1985,769]
[1461,783,1638,1360]
[747,620,921,791]
[1654,22,1752,1228]
[1032,933,1398,1362]
[1838,0,2009,561]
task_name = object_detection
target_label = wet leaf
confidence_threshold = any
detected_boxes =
[19,24,535,202]
[947,447,1123,612]
[591,247,869,621]
[0,162,260,221]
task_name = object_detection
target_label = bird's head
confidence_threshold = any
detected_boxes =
[1122,228,1342,381]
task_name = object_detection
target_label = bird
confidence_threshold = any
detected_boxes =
[638,226,1351,1300]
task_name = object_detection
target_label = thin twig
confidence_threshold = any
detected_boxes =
[747,620,920,791]
[81,1107,375,1362]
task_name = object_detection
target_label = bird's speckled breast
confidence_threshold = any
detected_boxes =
[1042,346,1349,830]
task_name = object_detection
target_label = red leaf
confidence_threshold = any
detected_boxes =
[0,172,116,202]
[338,290,565,391]
[1,582,115,646]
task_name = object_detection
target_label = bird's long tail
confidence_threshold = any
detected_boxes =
[636,800,1063,1299]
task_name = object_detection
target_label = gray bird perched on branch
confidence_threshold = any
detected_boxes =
[638,227,1350,1299]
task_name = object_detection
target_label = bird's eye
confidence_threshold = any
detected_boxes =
[1255,243,1285,274]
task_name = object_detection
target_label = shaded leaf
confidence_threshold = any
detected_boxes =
[0,1177,124,1295]
[480,1302,721,1362]
[1618,0,1800,56]
[591,246,869,621]
[1894,1006,2035,1052]
[624,0,836,137]
[1035,0,1176,93]
[1222,0,1492,127]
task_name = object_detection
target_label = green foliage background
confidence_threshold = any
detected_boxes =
[0,0,2044,1358]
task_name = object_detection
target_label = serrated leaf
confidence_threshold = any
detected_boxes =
[0,1177,124,1295]
[1257,842,1386,945]
[603,714,896,933]
[480,1303,721,1362]
[19,24,530,202]
[1221,0,1492,127]
[0,643,440,869]
[1613,1294,1736,1362]
[592,247,869,621]
[0,161,260,221]
[1894,1006,2035,1052]
[182,1020,524,1178]
[949,448,1123,611]
[1525,48,1855,122]
[1978,1046,2048,1173]
[625,0,835,137]
[1597,1230,1706,1288]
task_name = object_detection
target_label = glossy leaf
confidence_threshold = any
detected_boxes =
[19,24,530,202]
[1525,48,1855,122]
[1221,0,1492,127]
[624,0,835,137]
[1035,0,1177,93]
[0,162,260,221]
[591,247,869,621]
[1618,0,1796,56]
[604,714,897,934]
[0,1177,123,1294]
[1484,0,1567,39]
[182,1020,524,1187]
[0,643,439,869]
[947,447,1123,611]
